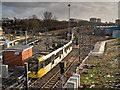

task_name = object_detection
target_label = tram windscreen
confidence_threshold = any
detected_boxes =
[28,58,38,72]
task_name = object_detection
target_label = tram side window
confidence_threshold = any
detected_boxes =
[10,43,12,46]
[45,57,51,66]
[60,50,63,55]
[51,55,55,64]
[51,55,55,60]
[65,46,68,53]
[65,48,67,53]
[67,44,72,50]
[69,44,71,50]
[0,46,2,50]
[59,50,63,58]
[28,59,38,72]
[55,52,59,59]
[38,61,44,69]
[2,44,7,49]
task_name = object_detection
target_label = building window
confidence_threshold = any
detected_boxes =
[15,52,19,55]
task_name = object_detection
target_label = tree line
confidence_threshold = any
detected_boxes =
[2,11,113,36]
[2,11,69,35]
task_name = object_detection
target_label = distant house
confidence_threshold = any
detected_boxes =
[3,45,33,66]
[115,19,120,26]
[90,18,101,23]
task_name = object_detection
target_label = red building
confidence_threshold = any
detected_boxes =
[3,45,33,66]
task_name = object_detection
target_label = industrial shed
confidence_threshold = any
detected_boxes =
[3,45,33,66]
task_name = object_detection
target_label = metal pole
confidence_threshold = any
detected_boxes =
[81,35,83,60]
[61,75,64,90]
[1,45,3,64]
[78,35,80,65]
[25,31,27,45]
[45,27,49,50]
[24,63,28,90]
[68,4,71,41]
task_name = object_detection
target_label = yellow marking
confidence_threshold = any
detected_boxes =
[38,57,45,62]
[37,63,51,78]
[37,68,45,78]
[28,72,37,78]
[29,63,52,78]
[15,42,19,45]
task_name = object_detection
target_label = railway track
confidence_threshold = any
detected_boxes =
[27,50,79,89]
[28,48,79,89]
[5,30,99,89]
[11,45,91,90]
[2,76,18,90]
[8,48,78,90]
[39,44,92,89]
[41,53,78,89]
[6,37,95,90]
[50,56,79,89]
[2,27,106,90]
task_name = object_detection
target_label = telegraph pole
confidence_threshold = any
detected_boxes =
[24,63,28,90]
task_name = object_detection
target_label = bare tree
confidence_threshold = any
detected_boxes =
[43,11,53,20]
[43,11,54,50]
[32,14,38,19]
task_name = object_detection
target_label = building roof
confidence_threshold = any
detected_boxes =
[4,45,33,52]
[110,26,120,30]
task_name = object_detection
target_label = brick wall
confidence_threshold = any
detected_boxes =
[22,48,33,63]
[3,47,33,66]
[3,51,22,66]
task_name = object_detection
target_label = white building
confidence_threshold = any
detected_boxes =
[0,27,3,39]
[0,27,3,36]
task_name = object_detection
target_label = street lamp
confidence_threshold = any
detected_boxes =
[67,4,71,41]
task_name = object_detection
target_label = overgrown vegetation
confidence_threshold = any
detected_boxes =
[80,39,120,89]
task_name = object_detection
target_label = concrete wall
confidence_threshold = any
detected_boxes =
[112,30,120,38]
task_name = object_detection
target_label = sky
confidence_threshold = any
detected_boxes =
[1,2,119,22]
[0,2,1,26]
[1,0,120,2]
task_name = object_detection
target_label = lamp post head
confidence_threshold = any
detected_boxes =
[68,4,71,7]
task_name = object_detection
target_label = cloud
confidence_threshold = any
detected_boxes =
[2,2,118,22]
[1,0,119,2]
[0,2,2,19]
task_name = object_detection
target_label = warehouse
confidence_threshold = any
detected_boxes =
[110,26,120,38]
[94,26,120,38]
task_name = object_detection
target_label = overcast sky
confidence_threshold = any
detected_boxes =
[1,2,118,22]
